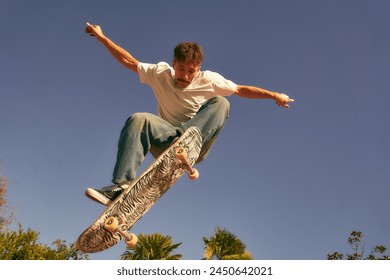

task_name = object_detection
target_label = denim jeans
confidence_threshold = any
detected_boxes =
[112,96,230,183]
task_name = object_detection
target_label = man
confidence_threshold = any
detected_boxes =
[84,23,294,206]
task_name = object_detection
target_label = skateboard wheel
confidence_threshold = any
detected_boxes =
[125,233,138,249]
[188,168,199,180]
[104,216,119,232]
[175,147,187,160]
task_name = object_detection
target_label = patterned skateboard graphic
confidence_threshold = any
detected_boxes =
[76,127,202,253]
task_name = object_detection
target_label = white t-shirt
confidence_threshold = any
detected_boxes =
[137,62,237,126]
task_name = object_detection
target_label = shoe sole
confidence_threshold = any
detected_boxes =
[85,188,111,206]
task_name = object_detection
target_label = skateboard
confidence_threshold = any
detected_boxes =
[76,126,202,253]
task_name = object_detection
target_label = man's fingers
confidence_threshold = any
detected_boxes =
[85,23,96,35]
[276,100,292,108]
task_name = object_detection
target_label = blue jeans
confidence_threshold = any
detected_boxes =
[112,96,230,183]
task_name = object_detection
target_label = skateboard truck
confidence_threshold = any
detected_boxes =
[104,216,138,248]
[175,146,199,180]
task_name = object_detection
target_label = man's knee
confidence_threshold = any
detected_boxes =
[127,112,150,122]
[202,96,230,119]
[209,96,230,109]
[125,112,153,127]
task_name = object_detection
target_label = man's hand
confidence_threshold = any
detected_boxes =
[275,93,294,108]
[85,22,104,39]
[235,85,295,108]
[84,22,139,72]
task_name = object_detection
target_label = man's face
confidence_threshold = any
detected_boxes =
[172,60,201,89]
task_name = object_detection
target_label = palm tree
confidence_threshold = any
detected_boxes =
[121,233,182,260]
[203,227,253,260]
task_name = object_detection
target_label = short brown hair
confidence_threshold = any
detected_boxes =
[173,42,203,65]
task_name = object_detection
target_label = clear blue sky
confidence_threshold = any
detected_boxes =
[1,0,389,260]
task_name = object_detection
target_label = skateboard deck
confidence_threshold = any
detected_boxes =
[76,126,202,253]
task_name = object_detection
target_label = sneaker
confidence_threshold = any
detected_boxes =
[85,181,132,206]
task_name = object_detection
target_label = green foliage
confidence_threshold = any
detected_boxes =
[328,231,390,260]
[0,225,88,260]
[0,172,14,231]
[203,227,253,260]
[121,233,182,260]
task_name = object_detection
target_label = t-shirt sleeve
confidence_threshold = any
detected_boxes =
[204,71,237,96]
[137,62,171,85]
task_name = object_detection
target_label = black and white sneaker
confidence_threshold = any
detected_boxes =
[85,182,132,206]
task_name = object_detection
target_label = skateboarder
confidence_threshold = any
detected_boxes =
[84,23,294,206]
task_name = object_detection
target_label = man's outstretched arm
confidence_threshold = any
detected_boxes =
[235,85,294,108]
[85,23,139,73]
